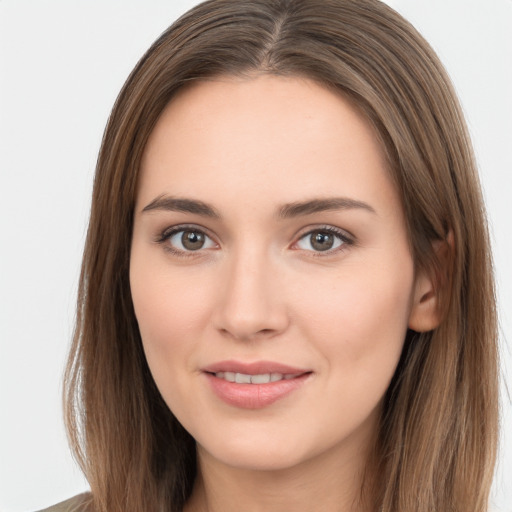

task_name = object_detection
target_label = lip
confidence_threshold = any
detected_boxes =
[202,360,309,375]
[202,360,312,409]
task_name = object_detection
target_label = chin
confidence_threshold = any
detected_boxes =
[197,432,319,473]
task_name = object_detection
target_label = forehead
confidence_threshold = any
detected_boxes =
[145,75,378,155]
[137,75,400,219]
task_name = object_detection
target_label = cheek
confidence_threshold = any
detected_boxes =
[290,255,415,445]
[297,253,414,377]
[130,254,212,375]
[130,266,215,427]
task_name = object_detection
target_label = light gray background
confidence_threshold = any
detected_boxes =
[0,1,510,510]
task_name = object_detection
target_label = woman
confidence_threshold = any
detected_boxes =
[45,0,499,510]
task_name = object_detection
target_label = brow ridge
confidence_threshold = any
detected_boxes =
[141,195,220,218]
[141,195,375,219]
[278,197,376,218]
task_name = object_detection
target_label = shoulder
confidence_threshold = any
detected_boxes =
[36,493,94,512]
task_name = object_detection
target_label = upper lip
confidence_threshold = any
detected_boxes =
[202,360,310,375]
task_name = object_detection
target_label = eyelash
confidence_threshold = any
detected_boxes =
[293,225,354,256]
[155,224,217,257]
[155,224,354,258]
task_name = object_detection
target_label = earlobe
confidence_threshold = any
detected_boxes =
[408,232,454,333]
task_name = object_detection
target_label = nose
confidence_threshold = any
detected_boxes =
[213,249,289,341]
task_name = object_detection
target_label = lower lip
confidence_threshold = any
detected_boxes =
[205,373,311,409]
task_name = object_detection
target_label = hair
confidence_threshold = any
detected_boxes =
[64,1,499,511]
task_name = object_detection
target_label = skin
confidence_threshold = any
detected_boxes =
[130,75,438,512]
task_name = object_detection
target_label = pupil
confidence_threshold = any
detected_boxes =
[182,231,204,250]
[311,231,334,251]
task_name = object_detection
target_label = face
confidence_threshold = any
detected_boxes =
[130,75,427,473]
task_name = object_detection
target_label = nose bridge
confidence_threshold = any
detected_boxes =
[214,243,287,340]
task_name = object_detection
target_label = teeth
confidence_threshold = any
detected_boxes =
[251,373,271,384]
[235,373,251,384]
[214,372,291,384]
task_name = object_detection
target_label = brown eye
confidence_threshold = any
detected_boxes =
[295,228,348,253]
[181,230,205,250]
[310,231,335,251]
[165,228,216,253]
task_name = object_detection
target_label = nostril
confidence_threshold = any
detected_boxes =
[217,326,279,342]
[256,328,275,335]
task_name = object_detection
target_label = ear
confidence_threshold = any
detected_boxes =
[408,232,454,333]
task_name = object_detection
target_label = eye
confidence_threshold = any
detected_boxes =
[295,228,351,253]
[159,227,217,253]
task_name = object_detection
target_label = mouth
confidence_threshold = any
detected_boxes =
[202,360,312,409]
[210,371,302,384]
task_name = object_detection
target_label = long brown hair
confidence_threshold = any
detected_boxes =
[64,1,499,511]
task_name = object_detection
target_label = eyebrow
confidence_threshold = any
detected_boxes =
[141,195,220,218]
[141,195,376,219]
[278,197,376,218]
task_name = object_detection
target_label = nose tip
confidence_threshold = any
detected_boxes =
[213,258,289,341]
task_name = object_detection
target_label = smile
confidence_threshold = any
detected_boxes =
[202,361,312,409]
[213,372,298,384]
